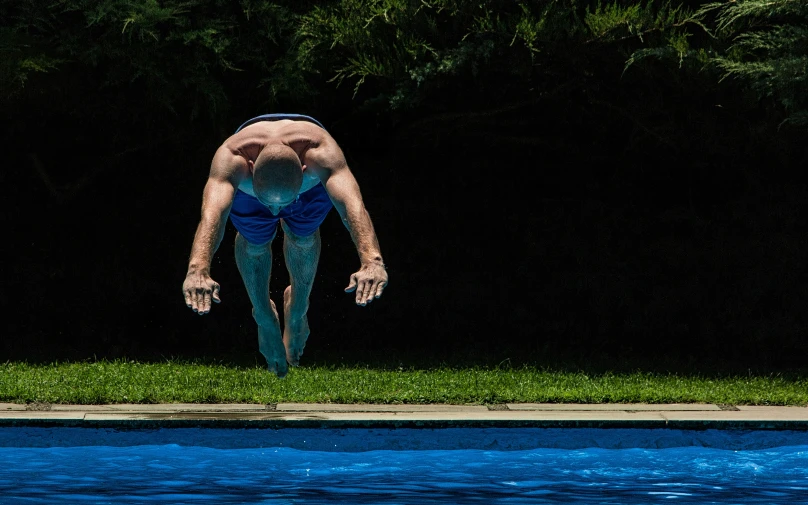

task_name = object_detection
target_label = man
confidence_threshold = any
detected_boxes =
[182,113,388,378]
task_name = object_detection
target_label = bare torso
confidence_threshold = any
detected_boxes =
[222,120,328,197]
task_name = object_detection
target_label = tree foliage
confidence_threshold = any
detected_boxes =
[708,0,807,127]
[1,1,715,120]
[1,0,804,163]
[285,0,704,114]
[626,0,807,127]
[1,0,306,134]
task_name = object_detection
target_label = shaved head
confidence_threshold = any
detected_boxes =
[253,144,303,205]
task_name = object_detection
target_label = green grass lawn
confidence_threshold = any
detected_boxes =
[1,359,806,405]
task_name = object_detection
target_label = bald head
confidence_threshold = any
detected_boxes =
[252,144,303,211]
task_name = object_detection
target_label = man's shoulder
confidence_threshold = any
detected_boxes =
[210,142,250,180]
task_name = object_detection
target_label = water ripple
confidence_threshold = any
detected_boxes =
[0,436,807,504]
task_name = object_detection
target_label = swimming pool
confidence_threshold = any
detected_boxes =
[1,427,807,504]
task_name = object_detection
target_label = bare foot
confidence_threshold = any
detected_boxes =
[282,285,310,367]
[254,303,288,378]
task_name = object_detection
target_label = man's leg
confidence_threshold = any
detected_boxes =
[281,221,321,366]
[234,232,288,378]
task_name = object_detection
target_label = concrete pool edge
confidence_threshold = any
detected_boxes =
[1,403,807,430]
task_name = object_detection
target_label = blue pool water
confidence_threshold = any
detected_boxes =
[1,427,807,504]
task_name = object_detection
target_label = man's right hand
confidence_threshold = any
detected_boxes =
[183,270,221,315]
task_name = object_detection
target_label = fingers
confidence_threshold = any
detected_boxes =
[355,280,387,306]
[198,282,221,314]
[192,289,202,313]
[345,271,388,306]
[344,274,358,293]
[199,289,211,314]
[184,282,220,315]
[359,280,371,305]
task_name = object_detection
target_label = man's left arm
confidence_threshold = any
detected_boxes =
[309,143,388,306]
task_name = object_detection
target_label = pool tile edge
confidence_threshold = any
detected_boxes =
[0,403,807,430]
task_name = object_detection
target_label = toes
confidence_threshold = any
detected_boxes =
[286,347,301,367]
[268,359,289,378]
[275,362,288,379]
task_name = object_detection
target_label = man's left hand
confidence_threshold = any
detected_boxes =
[345,263,388,306]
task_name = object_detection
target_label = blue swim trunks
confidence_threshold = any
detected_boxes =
[228,114,334,245]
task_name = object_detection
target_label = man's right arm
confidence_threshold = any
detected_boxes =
[183,146,245,315]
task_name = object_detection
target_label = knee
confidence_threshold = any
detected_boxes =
[290,234,315,248]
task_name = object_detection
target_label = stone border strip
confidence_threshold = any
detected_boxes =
[1,403,806,430]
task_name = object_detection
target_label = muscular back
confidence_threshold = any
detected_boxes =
[219,120,335,196]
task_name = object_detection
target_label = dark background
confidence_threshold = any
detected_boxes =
[2,0,806,371]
